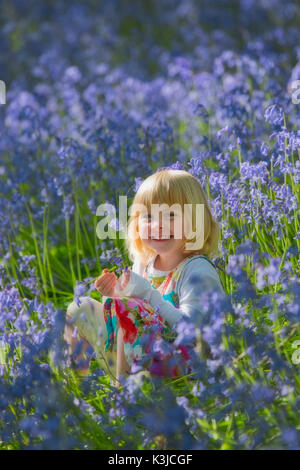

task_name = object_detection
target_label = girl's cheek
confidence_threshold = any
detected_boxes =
[139,223,150,239]
[173,217,184,239]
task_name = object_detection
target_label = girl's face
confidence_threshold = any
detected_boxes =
[138,207,186,256]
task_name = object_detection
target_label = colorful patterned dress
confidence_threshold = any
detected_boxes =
[103,254,216,377]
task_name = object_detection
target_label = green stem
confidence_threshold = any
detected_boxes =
[26,204,48,302]
[3,237,25,298]
[64,208,76,286]
[74,206,82,281]
[94,215,102,273]
[206,173,211,205]
[71,178,94,279]
[237,139,242,169]
[43,205,57,302]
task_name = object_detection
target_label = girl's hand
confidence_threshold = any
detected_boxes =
[94,268,131,297]
[94,269,118,297]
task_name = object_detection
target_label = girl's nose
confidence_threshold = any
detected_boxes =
[150,222,160,237]
[151,217,170,237]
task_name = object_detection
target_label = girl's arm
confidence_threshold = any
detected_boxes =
[116,259,226,328]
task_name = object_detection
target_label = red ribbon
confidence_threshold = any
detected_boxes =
[114,298,138,344]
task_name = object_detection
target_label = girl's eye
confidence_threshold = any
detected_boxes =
[141,212,175,220]
[164,212,175,218]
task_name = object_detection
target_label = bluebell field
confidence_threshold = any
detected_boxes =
[0,0,300,450]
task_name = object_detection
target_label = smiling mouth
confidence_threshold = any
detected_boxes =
[151,235,174,240]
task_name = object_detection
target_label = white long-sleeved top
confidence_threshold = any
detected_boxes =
[109,255,226,329]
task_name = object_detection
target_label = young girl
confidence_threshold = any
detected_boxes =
[64,169,225,385]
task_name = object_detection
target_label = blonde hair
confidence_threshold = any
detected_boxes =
[125,169,221,265]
